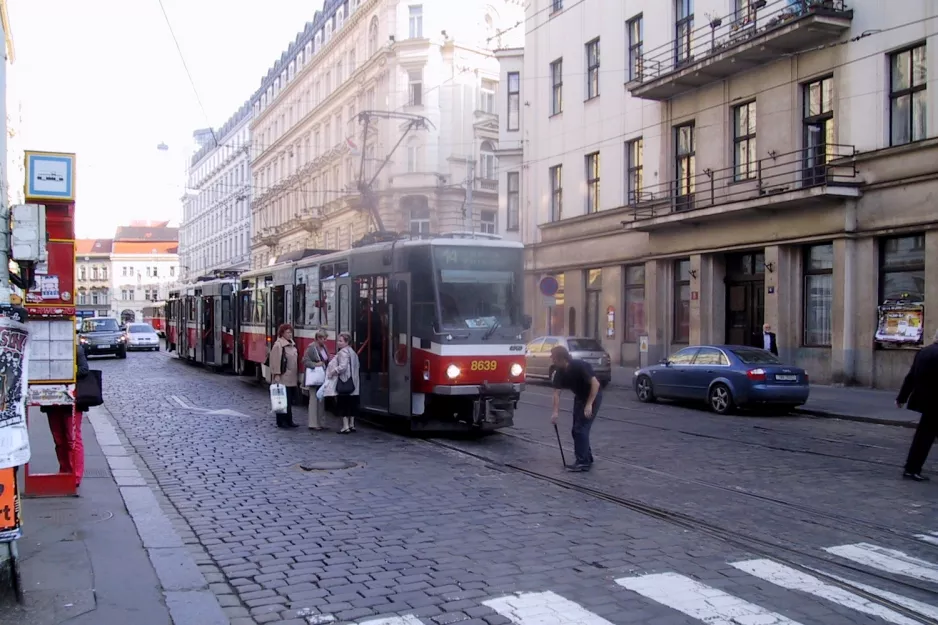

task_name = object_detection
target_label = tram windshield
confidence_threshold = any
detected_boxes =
[432,246,523,330]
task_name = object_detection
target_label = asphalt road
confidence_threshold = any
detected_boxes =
[88,348,938,625]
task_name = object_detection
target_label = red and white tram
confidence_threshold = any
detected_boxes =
[168,235,529,431]
[142,302,166,336]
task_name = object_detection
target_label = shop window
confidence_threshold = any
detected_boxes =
[549,273,565,335]
[585,269,602,339]
[624,265,645,342]
[880,234,925,302]
[673,259,690,343]
[803,243,833,346]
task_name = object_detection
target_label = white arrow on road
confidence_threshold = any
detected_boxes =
[169,395,250,417]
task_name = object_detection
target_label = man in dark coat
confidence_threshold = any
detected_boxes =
[896,329,938,481]
[762,324,779,356]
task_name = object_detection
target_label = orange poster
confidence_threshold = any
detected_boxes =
[0,467,17,534]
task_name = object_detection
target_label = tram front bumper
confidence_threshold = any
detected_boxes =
[432,383,525,396]
[432,383,524,427]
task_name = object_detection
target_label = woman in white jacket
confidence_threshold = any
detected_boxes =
[322,332,360,434]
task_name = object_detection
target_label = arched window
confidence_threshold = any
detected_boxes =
[315,32,322,53]
[369,16,379,57]
[336,7,345,30]
[480,141,497,180]
[325,19,333,42]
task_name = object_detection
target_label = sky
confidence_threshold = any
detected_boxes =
[8,0,318,239]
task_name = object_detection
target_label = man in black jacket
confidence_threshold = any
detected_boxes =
[762,324,779,356]
[896,329,938,481]
[549,345,602,472]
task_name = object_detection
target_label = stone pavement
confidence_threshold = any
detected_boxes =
[77,350,938,625]
[607,366,918,426]
[0,404,227,625]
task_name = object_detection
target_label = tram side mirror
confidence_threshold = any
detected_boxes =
[522,314,532,330]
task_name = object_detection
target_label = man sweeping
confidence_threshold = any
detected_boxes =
[549,345,602,472]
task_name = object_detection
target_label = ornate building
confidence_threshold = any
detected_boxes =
[249,0,524,269]
[109,221,179,323]
[180,100,253,282]
[75,238,112,318]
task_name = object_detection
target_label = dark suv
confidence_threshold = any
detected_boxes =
[79,317,128,359]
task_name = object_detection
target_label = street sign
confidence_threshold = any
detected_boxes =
[539,276,559,297]
[639,335,649,353]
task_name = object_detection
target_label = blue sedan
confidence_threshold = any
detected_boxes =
[632,345,810,415]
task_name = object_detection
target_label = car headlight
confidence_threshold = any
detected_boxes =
[510,363,523,377]
[446,364,460,379]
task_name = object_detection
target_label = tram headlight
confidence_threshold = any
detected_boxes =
[446,364,461,379]
[510,363,524,377]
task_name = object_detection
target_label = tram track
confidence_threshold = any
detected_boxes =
[419,435,938,624]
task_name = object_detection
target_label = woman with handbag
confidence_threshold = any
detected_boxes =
[43,342,90,488]
[269,323,300,429]
[302,329,330,431]
[323,332,360,434]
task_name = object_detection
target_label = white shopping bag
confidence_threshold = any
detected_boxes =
[305,366,326,387]
[316,384,326,401]
[269,383,288,414]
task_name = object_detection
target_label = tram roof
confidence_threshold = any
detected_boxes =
[240,236,523,279]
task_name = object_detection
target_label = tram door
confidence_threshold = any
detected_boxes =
[220,286,233,369]
[267,286,286,344]
[388,274,411,416]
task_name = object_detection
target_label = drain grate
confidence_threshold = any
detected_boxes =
[298,460,359,472]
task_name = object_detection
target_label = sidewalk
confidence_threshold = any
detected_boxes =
[609,366,919,428]
[0,407,227,625]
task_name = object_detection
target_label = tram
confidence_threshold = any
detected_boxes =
[142,302,166,336]
[168,235,529,431]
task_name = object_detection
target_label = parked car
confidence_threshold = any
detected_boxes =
[125,322,160,351]
[632,345,809,415]
[525,336,611,387]
[79,317,128,359]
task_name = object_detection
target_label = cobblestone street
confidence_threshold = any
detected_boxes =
[71,351,938,624]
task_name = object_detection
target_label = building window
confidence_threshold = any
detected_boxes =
[480,210,496,234]
[549,165,563,221]
[408,70,423,106]
[102,267,107,280]
[675,0,693,66]
[733,101,757,181]
[803,243,833,346]
[735,0,756,25]
[79,266,86,280]
[552,0,563,12]
[585,152,600,213]
[550,59,563,115]
[803,75,834,186]
[409,5,423,38]
[675,122,695,211]
[407,139,419,173]
[481,80,496,113]
[91,291,99,305]
[369,16,378,56]
[404,196,431,235]
[673,259,691,343]
[503,74,520,134]
[586,38,600,99]
[628,15,643,81]
[889,43,926,146]
[506,172,520,231]
[480,141,497,179]
[880,234,925,302]
[626,137,643,204]
[624,265,645,342]
[585,269,602,340]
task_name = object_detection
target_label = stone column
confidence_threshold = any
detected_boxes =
[764,245,797,361]
[600,265,623,364]
[564,269,585,337]
[644,259,669,364]
[691,254,726,345]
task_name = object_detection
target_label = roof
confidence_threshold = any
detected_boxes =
[111,241,179,255]
[76,238,113,255]
[114,221,178,242]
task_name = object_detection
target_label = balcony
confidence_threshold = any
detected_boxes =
[475,178,498,192]
[628,0,853,101]
[623,144,859,231]
[296,207,323,232]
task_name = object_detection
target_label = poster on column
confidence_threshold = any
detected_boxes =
[0,316,30,470]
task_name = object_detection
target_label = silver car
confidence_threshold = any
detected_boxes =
[126,323,161,351]
[525,336,612,387]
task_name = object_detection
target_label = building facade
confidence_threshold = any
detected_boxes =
[108,222,179,323]
[75,238,112,318]
[180,101,253,282]
[508,0,938,389]
[249,0,525,269]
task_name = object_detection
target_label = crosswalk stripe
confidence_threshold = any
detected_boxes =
[914,532,938,546]
[483,591,615,625]
[615,572,804,625]
[825,543,938,584]
[732,559,921,625]
[806,567,938,621]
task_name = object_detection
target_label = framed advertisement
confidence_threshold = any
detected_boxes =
[875,301,925,346]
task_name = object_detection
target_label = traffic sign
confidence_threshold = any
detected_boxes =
[539,276,559,297]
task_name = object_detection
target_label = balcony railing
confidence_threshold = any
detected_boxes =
[627,143,857,223]
[629,0,853,100]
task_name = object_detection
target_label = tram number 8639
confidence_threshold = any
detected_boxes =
[470,360,498,372]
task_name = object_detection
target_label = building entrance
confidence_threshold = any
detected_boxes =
[725,252,765,348]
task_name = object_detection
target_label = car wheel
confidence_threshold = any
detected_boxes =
[635,375,656,403]
[708,383,734,415]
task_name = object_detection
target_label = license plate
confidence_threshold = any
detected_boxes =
[776,374,797,381]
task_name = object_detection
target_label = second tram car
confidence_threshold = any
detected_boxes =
[142,303,166,336]
[167,235,529,431]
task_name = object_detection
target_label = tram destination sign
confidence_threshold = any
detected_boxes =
[434,246,519,272]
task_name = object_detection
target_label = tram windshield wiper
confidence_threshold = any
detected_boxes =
[482,318,500,341]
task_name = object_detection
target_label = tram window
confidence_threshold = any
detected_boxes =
[338,284,350,335]
[354,276,388,373]
[293,284,306,327]
[410,247,438,332]
[320,280,335,329]
[297,266,320,327]
[335,260,349,277]
[254,291,266,324]
[239,292,252,323]
[222,298,232,329]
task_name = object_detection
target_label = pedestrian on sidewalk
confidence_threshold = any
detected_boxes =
[41,342,89,487]
[323,332,360,434]
[896,328,938,482]
[269,323,300,429]
[762,324,779,356]
[549,345,602,472]
[302,329,330,431]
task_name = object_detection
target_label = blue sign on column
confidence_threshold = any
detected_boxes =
[539,276,559,297]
